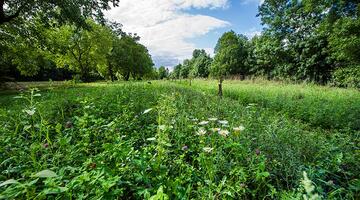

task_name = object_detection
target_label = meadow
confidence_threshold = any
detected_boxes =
[0,80,359,199]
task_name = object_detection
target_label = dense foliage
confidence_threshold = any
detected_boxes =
[0,1,157,83]
[0,81,359,199]
[170,1,360,88]
[0,0,119,25]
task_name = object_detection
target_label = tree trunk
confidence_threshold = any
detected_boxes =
[189,78,192,86]
[218,77,223,98]
[79,63,89,82]
[124,72,130,81]
[108,63,115,82]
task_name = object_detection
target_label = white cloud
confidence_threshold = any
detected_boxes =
[105,0,230,67]
[244,28,262,39]
[241,0,264,5]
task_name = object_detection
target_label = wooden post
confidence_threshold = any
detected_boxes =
[218,77,223,98]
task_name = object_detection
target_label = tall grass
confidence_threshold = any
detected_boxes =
[0,81,359,199]
[175,79,360,130]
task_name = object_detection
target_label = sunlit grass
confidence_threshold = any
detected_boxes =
[0,80,359,199]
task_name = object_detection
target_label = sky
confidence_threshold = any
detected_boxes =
[105,0,264,68]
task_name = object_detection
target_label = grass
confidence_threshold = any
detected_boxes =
[0,80,359,199]
[176,79,360,130]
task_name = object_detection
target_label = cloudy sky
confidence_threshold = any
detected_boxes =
[105,0,263,68]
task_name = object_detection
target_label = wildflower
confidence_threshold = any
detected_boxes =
[208,117,218,121]
[211,128,221,132]
[203,147,213,153]
[182,146,189,151]
[218,129,229,137]
[43,143,49,148]
[191,118,199,122]
[233,125,245,132]
[143,108,153,114]
[218,120,228,125]
[198,121,209,126]
[196,128,207,136]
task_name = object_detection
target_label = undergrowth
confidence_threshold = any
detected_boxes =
[0,81,359,199]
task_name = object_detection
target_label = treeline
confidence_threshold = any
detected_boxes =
[0,0,157,83]
[170,1,360,88]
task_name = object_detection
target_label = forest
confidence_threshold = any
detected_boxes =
[0,0,359,199]
[1,1,359,88]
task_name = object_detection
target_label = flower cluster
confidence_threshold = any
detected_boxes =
[191,117,246,153]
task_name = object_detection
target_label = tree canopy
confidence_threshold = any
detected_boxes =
[0,0,119,25]
[211,31,249,80]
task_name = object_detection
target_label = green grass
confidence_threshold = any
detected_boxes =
[177,79,360,130]
[0,80,359,199]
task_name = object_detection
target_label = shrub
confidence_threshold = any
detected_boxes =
[331,66,360,88]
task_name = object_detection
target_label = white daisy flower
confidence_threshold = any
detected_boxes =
[233,125,245,132]
[196,128,207,136]
[218,130,229,137]
[218,120,229,125]
[211,128,221,132]
[198,121,209,126]
[208,117,218,121]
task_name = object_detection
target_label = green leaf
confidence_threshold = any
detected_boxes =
[43,187,68,194]
[32,169,57,178]
[0,179,19,187]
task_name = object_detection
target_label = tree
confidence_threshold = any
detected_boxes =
[257,0,359,84]
[173,64,182,79]
[131,43,154,80]
[108,35,154,81]
[214,31,249,77]
[180,59,191,79]
[211,31,250,96]
[158,66,168,80]
[48,20,113,82]
[329,17,360,66]
[0,17,50,77]
[188,49,212,78]
[0,0,119,25]
[143,67,159,80]
[328,16,360,87]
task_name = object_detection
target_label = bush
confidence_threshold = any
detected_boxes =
[331,66,360,88]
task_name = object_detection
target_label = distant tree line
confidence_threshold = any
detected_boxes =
[0,0,158,83]
[169,0,360,88]
[1,0,359,88]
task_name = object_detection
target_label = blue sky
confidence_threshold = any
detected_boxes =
[187,0,263,53]
[106,0,264,68]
